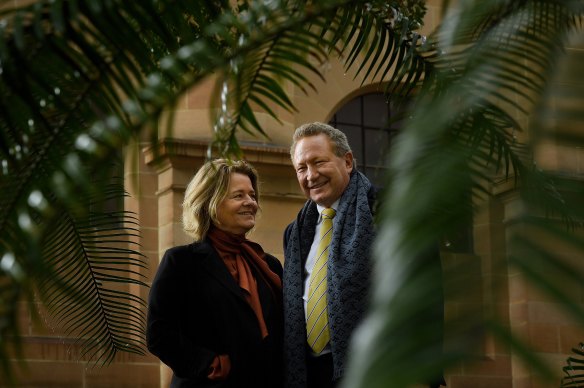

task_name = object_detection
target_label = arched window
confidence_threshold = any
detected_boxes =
[328,92,398,187]
[329,92,473,253]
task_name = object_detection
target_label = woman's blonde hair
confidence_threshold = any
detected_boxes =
[182,159,260,241]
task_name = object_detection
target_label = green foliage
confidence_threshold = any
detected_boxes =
[563,343,584,387]
[0,0,428,380]
[0,0,583,386]
[343,1,584,387]
[0,0,230,381]
[39,180,148,364]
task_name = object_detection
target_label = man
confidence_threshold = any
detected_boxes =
[283,122,376,388]
[283,122,446,388]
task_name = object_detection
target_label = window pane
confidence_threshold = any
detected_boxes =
[364,128,389,167]
[331,92,473,254]
[388,106,406,131]
[337,123,363,163]
[335,98,361,125]
[365,166,386,188]
[363,94,389,128]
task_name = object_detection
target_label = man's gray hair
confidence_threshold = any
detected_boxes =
[290,122,353,161]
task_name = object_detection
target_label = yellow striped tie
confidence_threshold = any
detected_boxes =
[306,208,336,353]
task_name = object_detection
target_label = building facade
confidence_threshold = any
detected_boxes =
[8,1,584,387]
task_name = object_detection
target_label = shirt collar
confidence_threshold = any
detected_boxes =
[316,199,340,221]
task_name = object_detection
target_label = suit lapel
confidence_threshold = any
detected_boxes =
[300,202,318,265]
[195,242,247,304]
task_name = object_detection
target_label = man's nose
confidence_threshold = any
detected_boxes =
[306,165,319,181]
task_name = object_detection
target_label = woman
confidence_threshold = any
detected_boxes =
[147,159,283,388]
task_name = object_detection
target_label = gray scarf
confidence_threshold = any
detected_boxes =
[283,171,376,387]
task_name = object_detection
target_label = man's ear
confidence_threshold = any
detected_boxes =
[345,152,354,173]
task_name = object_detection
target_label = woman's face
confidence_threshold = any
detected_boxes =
[215,172,258,235]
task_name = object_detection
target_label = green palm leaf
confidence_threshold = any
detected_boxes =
[1,0,583,386]
[344,1,584,387]
[40,181,148,361]
[0,0,227,380]
[2,0,430,378]
[563,344,584,387]
[206,0,434,156]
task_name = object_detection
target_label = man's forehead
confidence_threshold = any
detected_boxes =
[293,145,333,163]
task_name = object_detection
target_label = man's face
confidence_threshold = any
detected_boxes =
[292,134,353,208]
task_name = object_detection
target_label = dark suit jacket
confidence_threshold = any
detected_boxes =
[147,240,284,388]
[283,184,445,387]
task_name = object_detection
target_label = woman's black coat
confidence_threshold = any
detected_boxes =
[147,240,284,388]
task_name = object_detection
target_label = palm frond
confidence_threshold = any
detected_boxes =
[211,25,328,155]
[0,0,228,375]
[562,344,584,387]
[343,1,584,387]
[38,181,148,365]
[334,2,431,102]
[0,256,27,386]
[205,0,435,157]
[1,0,582,386]
[0,0,433,376]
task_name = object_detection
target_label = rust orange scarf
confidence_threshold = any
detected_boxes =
[207,226,282,338]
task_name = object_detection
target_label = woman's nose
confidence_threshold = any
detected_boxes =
[243,195,257,206]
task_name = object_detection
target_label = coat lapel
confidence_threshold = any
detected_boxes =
[195,242,247,304]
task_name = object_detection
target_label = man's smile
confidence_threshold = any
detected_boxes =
[308,181,327,190]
